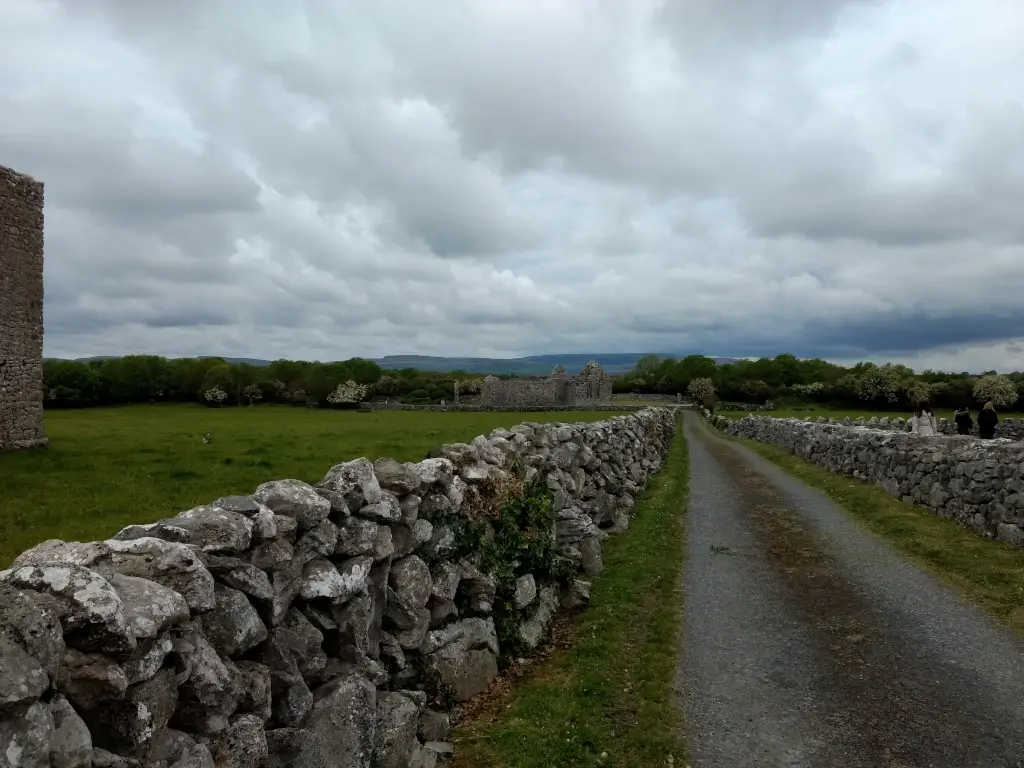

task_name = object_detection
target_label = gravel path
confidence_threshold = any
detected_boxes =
[678,412,1024,768]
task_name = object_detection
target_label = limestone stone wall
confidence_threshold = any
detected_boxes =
[0,407,676,768]
[712,413,1024,548]
[0,165,47,451]
[480,362,613,408]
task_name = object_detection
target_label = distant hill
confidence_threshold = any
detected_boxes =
[53,353,738,376]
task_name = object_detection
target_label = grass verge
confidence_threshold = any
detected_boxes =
[0,404,627,568]
[718,428,1024,634]
[452,416,689,768]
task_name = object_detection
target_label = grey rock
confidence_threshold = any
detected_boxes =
[428,599,458,630]
[429,562,460,602]
[329,593,373,659]
[373,692,420,768]
[90,748,140,768]
[172,633,241,734]
[318,459,382,511]
[201,585,267,658]
[123,633,173,686]
[273,515,298,542]
[420,524,454,559]
[421,638,498,702]
[519,587,559,651]
[0,563,136,656]
[379,632,406,671]
[389,556,432,615]
[202,557,273,619]
[54,650,128,711]
[109,573,189,641]
[393,608,431,650]
[579,536,604,576]
[512,573,537,610]
[296,520,339,559]
[267,557,304,627]
[48,695,92,768]
[254,479,331,532]
[373,526,395,561]
[272,681,313,728]
[357,492,402,523]
[8,539,111,570]
[334,517,378,558]
[0,583,66,680]
[299,557,370,602]
[373,458,423,497]
[301,675,376,768]
[248,539,293,572]
[247,628,304,697]
[562,579,591,612]
[86,668,176,757]
[232,662,272,724]
[399,494,421,523]
[148,729,214,768]
[202,714,267,768]
[112,511,251,556]
[417,709,450,742]
[105,537,216,614]
[0,633,48,716]
[0,701,54,768]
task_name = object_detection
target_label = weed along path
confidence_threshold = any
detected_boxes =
[679,411,1024,768]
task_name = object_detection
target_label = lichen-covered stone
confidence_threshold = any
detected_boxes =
[254,480,331,532]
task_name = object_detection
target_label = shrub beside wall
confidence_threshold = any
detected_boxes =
[713,414,1024,548]
[0,408,676,768]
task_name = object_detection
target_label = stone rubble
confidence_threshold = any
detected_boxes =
[712,412,1024,547]
[0,407,675,767]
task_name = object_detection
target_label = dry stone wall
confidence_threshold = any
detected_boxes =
[712,413,1024,548]
[0,407,676,768]
[0,165,47,452]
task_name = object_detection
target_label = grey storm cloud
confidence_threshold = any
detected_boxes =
[2,0,1024,373]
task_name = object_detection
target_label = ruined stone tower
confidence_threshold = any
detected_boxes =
[0,165,47,451]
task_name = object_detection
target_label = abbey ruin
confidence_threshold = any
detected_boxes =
[479,361,613,407]
[0,164,47,451]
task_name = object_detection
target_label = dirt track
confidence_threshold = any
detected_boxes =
[679,412,1024,768]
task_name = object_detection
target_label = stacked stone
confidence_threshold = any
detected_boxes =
[0,165,47,451]
[0,407,675,768]
[784,414,1024,441]
[720,415,1024,548]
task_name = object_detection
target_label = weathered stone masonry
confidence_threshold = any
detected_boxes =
[0,407,676,768]
[0,164,47,451]
[479,362,613,408]
[711,413,1024,549]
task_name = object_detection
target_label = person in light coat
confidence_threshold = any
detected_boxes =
[909,404,937,436]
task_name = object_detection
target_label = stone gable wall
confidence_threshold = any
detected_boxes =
[0,165,47,451]
[710,413,1024,549]
[0,407,676,768]
[480,364,613,408]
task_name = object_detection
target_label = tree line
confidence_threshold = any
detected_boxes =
[616,354,1023,411]
[41,356,479,409]
[42,352,1024,412]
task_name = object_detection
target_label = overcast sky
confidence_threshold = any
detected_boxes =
[3,0,1024,372]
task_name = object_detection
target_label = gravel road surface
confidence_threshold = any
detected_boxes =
[679,412,1024,768]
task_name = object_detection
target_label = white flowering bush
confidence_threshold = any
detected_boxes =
[903,380,933,406]
[972,374,1019,408]
[327,380,369,407]
[687,377,715,401]
[791,382,825,397]
[853,364,901,404]
[242,383,263,406]
[203,387,228,406]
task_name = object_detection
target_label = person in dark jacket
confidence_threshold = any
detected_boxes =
[954,406,973,435]
[978,401,999,439]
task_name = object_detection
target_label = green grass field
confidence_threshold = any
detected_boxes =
[717,406,1024,421]
[0,404,627,568]
[453,417,689,767]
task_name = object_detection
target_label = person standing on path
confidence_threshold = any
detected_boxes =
[954,406,973,435]
[909,404,937,436]
[978,401,999,439]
